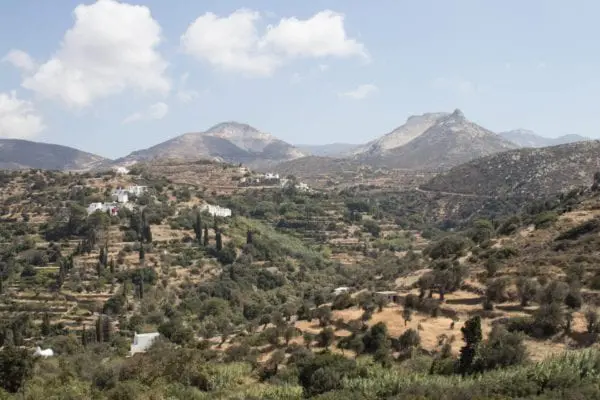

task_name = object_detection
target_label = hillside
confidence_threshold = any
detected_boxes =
[361,109,517,170]
[114,122,305,169]
[422,140,600,197]
[500,129,590,148]
[0,139,107,170]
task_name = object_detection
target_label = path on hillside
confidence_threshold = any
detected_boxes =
[415,187,494,199]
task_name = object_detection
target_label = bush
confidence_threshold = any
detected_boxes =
[534,211,558,229]
[332,293,355,310]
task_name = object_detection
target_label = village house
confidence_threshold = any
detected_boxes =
[127,185,148,196]
[111,188,129,203]
[296,182,310,192]
[200,204,232,218]
[114,166,129,175]
[129,332,160,357]
[264,172,280,180]
[87,202,119,216]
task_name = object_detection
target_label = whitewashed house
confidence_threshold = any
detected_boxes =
[114,166,129,175]
[296,182,310,192]
[87,202,119,216]
[129,332,160,356]
[127,185,148,196]
[87,202,104,214]
[200,204,232,218]
[264,173,280,180]
[111,188,129,203]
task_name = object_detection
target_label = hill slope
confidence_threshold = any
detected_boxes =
[500,129,590,148]
[0,139,107,170]
[114,122,305,168]
[361,109,517,170]
[422,140,600,197]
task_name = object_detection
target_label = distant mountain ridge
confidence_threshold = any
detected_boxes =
[499,129,591,148]
[353,109,518,170]
[0,139,107,171]
[113,122,305,169]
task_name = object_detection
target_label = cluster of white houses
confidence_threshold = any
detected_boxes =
[239,172,310,192]
[200,203,232,217]
[86,185,147,215]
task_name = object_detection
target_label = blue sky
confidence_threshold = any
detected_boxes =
[1,0,599,158]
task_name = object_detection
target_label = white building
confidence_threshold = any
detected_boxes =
[264,173,280,180]
[129,332,160,357]
[127,185,148,196]
[200,204,232,218]
[296,182,310,192]
[87,202,119,216]
[111,188,129,203]
[114,166,129,175]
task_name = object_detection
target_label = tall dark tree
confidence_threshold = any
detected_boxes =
[109,258,115,274]
[194,213,203,244]
[82,324,88,347]
[0,346,35,393]
[139,243,145,263]
[216,229,223,252]
[95,317,103,343]
[203,225,209,246]
[246,230,253,245]
[41,312,51,336]
[102,316,112,342]
[139,279,145,300]
[458,315,482,375]
[143,225,152,243]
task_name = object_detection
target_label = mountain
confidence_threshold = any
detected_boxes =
[357,109,518,170]
[421,140,600,198]
[295,143,361,157]
[499,129,591,148]
[114,122,305,168]
[0,139,107,171]
[352,112,449,156]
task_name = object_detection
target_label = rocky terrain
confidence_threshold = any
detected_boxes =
[500,129,590,148]
[113,122,305,169]
[422,140,600,197]
[0,139,107,171]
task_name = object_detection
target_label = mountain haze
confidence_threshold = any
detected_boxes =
[0,139,107,171]
[295,143,360,157]
[114,122,305,168]
[499,129,590,148]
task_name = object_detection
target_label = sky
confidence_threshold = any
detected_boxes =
[1,0,600,159]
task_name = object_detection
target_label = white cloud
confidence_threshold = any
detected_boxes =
[2,50,36,72]
[0,91,45,139]
[339,84,378,100]
[180,9,366,76]
[123,102,169,124]
[15,0,169,108]
[176,72,201,103]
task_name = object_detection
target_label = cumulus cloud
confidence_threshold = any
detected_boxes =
[2,50,36,72]
[0,91,45,139]
[339,84,378,100]
[123,102,169,124]
[180,9,367,76]
[14,0,169,107]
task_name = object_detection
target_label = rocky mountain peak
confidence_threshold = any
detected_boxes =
[451,108,465,119]
[205,121,259,135]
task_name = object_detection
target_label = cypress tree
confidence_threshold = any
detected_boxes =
[0,275,3,295]
[216,229,223,252]
[203,225,209,246]
[109,258,115,274]
[102,316,111,342]
[139,279,145,300]
[82,324,88,347]
[41,313,51,336]
[139,243,145,262]
[95,317,103,343]
[194,213,203,244]
[247,230,253,245]
[99,246,105,265]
